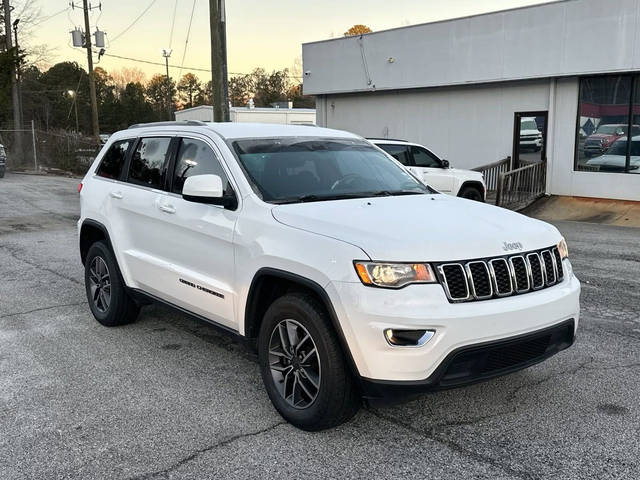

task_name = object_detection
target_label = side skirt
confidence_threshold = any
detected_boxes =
[127,287,247,344]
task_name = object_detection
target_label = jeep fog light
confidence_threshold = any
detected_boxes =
[384,329,435,347]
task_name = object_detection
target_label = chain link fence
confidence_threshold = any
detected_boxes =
[0,125,100,175]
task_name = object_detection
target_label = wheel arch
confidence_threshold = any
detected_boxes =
[79,219,113,265]
[244,268,360,379]
[458,180,486,199]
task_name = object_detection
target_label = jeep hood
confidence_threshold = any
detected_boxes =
[448,167,483,179]
[271,194,560,261]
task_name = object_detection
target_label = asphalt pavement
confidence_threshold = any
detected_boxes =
[1,172,639,479]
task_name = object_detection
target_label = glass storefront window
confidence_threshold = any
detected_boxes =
[575,75,639,173]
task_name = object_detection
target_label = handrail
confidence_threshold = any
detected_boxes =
[473,156,511,192]
[496,160,546,210]
[472,156,511,172]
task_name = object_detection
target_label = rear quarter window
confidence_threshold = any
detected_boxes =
[378,144,411,166]
[96,140,132,179]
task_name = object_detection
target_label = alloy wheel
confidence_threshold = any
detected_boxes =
[268,319,321,409]
[88,256,111,313]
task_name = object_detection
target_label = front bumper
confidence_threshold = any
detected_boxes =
[327,259,580,386]
[583,145,606,155]
[360,319,574,405]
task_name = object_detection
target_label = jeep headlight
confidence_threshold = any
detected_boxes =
[354,261,437,288]
[557,238,569,259]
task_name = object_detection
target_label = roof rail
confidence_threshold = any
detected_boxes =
[366,137,408,142]
[128,120,207,129]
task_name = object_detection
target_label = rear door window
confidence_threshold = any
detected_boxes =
[96,139,132,179]
[127,137,172,189]
[378,144,412,166]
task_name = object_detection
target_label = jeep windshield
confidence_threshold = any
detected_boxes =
[232,137,431,204]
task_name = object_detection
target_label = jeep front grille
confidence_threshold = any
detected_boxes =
[436,246,565,303]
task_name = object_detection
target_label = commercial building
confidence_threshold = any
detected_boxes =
[174,105,316,125]
[302,0,640,201]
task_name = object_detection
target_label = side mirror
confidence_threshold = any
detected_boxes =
[441,159,450,169]
[615,129,624,136]
[183,174,236,209]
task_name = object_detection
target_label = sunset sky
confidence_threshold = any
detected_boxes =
[30,0,558,82]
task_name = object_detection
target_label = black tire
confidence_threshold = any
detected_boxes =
[459,185,484,202]
[84,240,139,327]
[258,293,360,431]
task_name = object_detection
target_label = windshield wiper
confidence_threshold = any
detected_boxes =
[272,190,426,205]
[272,193,368,204]
[368,190,425,197]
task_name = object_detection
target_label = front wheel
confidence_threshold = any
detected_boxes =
[258,293,360,431]
[459,185,484,202]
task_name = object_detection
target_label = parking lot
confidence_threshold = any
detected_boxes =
[1,172,639,479]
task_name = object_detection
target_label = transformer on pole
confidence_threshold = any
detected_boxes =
[69,1,103,143]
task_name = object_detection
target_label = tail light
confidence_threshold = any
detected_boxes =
[77,182,83,193]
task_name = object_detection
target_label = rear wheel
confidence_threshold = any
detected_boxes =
[84,241,139,327]
[459,185,484,202]
[258,293,360,431]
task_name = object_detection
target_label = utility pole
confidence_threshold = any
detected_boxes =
[82,0,100,143]
[162,48,173,121]
[209,0,229,122]
[12,18,23,126]
[3,0,23,163]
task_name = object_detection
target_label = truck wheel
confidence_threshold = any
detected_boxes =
[258,293,360,431]
[84,241,139,327]
[459,185,484,202]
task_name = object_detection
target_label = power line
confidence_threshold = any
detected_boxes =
[101,52,303,79]
[109,0,158,44]
[104,52,210,73]
[33,7,69,26]
[178,0,197,79]
[168,0,178,49]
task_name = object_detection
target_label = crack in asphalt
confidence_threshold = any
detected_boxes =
[579,324,640,342]
[365,357,603,480]
[504,357,596,403]
[13,185,79,223]
[127,421,287,479]
[0,243,82,286]
[367,409,535,480]
[0,302,86,319]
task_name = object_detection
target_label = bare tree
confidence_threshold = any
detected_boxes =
[111,67,147,92]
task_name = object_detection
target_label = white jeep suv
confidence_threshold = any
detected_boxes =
[78,121,580,431]
[369,139,486,201]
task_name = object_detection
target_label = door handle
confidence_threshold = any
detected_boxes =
[159,204,176,214]
[110,191,123,199]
